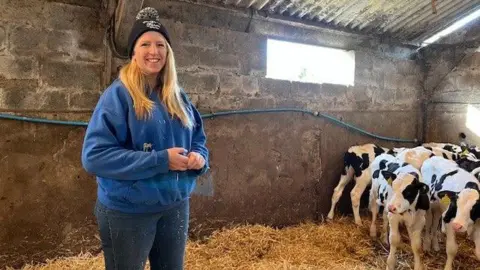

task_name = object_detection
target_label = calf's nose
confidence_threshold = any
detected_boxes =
[388,205,396,213]
[452,222,463,232]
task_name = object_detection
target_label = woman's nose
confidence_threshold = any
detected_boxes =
[148,45,158,55]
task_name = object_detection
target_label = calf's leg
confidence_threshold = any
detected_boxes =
[423,207,433,252]
[408,214,425,270]
[327,167,353,220]
[431,205,442,252]
[369,184,379,238]
[351,172,370,226]
[444,223,458,270]
[386,214,401,270]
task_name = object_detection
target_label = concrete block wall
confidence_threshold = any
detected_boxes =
[0,0,106,268]
[423,15,480,145]
[425,48,480,145]
[0,0,105,112]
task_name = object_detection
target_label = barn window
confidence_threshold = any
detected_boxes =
[266,39,355,86]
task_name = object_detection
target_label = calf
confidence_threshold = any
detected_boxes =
[368,153,400,244]
[419,156,460,253]
[383,165,430,270]
[421,156,480,269]
[422,142,463,155]
[369,146,458,244]
[456,155,480,177]
[327,144,403,225]
[368,147,435,244]
[423,141,480,161]
[467,146,480,159]
[396,146,459,169]
[442,186,480,270]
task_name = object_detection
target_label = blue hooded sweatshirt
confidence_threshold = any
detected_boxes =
[81,79,209,213]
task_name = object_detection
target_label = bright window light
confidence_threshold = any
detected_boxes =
[421,8,480,47]
[266,39,355,86]
[466,104,480,137]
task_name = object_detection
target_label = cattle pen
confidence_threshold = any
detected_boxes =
[2,0,480,270]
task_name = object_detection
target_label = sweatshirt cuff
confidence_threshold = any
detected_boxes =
[155,149,170,173]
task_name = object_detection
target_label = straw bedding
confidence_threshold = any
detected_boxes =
[11,217,479,270]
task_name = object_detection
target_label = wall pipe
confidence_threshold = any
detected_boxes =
[0,108,419,144]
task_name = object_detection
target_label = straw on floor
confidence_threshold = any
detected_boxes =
[12,217,478,270]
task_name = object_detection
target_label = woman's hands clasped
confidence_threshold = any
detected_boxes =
[167,147,205,171]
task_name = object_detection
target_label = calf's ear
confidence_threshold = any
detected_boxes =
[416,193,430,211]
[471,201,480,221]
[465,182,480,191]
[381,171,397,181]
[419,182,430,194]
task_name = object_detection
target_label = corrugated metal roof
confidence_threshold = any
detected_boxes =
[196,0,480,44]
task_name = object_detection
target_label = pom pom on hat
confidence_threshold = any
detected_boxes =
[135,7,161,21]
[127,7,171,59]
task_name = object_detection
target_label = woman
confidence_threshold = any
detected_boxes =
[81,7,209,270]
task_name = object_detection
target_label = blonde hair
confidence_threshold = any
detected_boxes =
[119,42,194,129]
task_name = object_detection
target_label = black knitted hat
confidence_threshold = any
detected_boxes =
[127,7,171,59]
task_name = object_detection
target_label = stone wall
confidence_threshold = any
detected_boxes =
[423,15,480,145]
[0,0,106,111]
[0,0,423,268]
[0,0,106,268]
[425,49,480,145]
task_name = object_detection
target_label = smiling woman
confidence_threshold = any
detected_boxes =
[80,6,209,270]
[133,32,167,80]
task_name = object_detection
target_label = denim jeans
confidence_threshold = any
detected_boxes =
[94,199,190,270]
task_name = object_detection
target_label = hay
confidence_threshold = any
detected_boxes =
[10,217,479,270]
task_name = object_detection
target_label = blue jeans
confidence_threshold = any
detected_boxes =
[94,199,189,270]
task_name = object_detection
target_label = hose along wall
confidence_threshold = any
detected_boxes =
[0,109,419,143]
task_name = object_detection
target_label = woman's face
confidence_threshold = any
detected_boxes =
[132,31,168,78]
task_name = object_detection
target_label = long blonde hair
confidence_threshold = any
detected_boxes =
[119,42,194,129]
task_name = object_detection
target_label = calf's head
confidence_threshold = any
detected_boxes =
[443,182,480,233]
[384,171,429,214]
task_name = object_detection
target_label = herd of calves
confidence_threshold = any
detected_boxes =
[326,141,480,270]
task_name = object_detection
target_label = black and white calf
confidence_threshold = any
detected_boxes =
[395,146,460,171]
[369,145,462,242]
[421,156,480,270]
[422,142,463,155]
[467,146,480,159]
[327,144,403,225]
[382,163,430,270]
[368,153,399,244]
[455,155,480,180]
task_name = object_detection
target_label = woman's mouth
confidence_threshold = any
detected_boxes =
[146,58,160,63]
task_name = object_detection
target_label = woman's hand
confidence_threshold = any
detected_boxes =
[187,152,205,170]
[167,148,189,171]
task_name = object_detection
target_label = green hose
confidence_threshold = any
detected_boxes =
[0,108,419,143]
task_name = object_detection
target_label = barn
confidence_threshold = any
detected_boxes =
[1,0,480,269]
